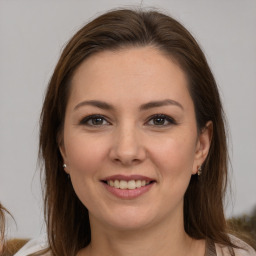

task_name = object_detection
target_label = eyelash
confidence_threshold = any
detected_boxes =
[79,114,110,126]
[146,114,177,126]
[79,114,177,127]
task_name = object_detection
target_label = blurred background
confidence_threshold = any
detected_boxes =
[0,0,256,239]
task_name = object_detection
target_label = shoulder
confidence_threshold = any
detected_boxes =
[13,235,50,256]
[215,235,256,256]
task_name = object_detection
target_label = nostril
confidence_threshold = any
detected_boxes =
[112,157,141,166]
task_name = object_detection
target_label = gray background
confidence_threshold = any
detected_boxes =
[1,0,256,239]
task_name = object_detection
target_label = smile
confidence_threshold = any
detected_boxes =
[101,175,156,199]
[107,180,151,190]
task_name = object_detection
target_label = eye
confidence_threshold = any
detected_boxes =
[147,114,177,126]
[80,115,110,126]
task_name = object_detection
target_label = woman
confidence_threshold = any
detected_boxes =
[0,203,7,254]
[15,8,256,256]
[0,204,28,256]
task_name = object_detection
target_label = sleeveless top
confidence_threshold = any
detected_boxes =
[14,235,256,256]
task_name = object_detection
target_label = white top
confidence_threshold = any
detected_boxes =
[216,235,256,256]
[13,234,50,256]
[14,234,256,256]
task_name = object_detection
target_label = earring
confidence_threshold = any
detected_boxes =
[63,163,70,179]
[197,165,202,176]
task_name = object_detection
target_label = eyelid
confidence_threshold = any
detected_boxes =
[79,114,111,126]
[79,113,177,127]
[146,114,177,126]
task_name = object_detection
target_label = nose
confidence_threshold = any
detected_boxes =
[109,125,147,166]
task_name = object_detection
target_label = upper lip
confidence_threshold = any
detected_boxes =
[102,174,155,182]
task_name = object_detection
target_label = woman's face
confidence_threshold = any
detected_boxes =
[60,47,211,231]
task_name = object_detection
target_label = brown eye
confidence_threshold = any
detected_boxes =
[91,117,105,125]
[147,114,176,126]
[80,115,110,126]
[153,117,166,125]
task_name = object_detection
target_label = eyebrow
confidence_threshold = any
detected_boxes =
[139,99,183,111]
[74,100,114,111]
[73,99,183,111]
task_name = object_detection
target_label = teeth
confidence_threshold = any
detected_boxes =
[107,180,151,190]
[128,180,136,189]
[119,180,128,189]
[135,180,141,188]
[114,180,120,188]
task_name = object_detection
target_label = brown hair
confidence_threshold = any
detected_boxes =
[39,8,234,255]
[0,203,7,253]
[0,204,13,255]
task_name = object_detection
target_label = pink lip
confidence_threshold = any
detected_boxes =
[101,174,156,200]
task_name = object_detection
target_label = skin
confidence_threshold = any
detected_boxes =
[60,46,212,256]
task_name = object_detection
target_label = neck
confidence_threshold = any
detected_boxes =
[78,212,204,256]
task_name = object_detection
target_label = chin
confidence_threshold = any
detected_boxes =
[95,206,158,232]
[107,218,152,232]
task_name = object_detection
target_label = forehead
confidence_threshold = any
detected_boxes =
[69,46,192,109]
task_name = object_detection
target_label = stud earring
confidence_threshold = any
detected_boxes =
[63,164,70,179]
[197,165,202,176]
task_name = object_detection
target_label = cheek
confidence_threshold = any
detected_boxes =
[64,135,108,208]
[153,136,196,203]
[154,138,195,166]
[149,134,196,177]
[64,134,107,176]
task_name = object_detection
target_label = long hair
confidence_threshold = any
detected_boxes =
[0,203,13,255]
[39,8,233,255]
[0,203,7,253]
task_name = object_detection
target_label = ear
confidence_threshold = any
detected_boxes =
[57,131,69,174]
[192,121,213,174]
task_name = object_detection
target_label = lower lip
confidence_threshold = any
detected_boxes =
[102,182,155,199]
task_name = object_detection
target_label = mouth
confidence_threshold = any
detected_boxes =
[100,175,156,199]
[101,179,156,190]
